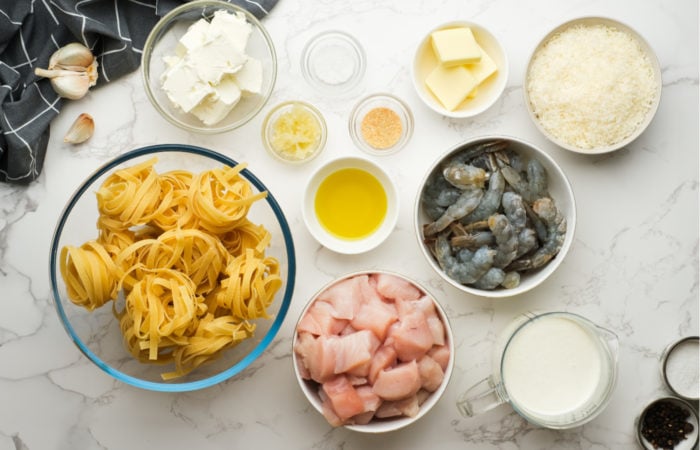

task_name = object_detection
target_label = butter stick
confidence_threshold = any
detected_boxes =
[431,27,482,67]
[425,64,479,111]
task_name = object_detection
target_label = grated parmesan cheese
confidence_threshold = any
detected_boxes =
[527,24,658,150]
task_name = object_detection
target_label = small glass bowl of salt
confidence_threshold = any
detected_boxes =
[661,336,699,401]
[300,30,366,95]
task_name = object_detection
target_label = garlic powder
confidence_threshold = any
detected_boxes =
[527,24,658,150]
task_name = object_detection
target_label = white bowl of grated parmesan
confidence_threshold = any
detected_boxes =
[524,17,662,154]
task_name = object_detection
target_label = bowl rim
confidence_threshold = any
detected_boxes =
[291,269,456,433]
[523,15,663,154]
[635,396,699,449]
[348,92,415,156]
[261,100,328,164]
[48,144,296,392]
[411,20,510,119]
[300,29,366,95]
[141,0,278,134]
[301,155,400,254]
[413,134,577,298]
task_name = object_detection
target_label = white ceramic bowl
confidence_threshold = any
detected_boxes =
[302,156,399,254]
[414,136,576,298]
[292,270,455,433]
[141,0,277,134]
[412,21,508,118]
[524,16,662,154]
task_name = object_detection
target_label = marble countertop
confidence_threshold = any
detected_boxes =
[0,0,697,448]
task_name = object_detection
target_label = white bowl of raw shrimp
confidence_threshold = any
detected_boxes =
[414,135,576,298]
[292,270,455,433]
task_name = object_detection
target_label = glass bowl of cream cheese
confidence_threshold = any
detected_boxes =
[142,0,277,134]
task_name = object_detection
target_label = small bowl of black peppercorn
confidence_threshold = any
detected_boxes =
[636,397,699,450]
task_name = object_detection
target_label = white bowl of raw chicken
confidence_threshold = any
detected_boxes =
[415,135,576,298]
[292,270,454,432]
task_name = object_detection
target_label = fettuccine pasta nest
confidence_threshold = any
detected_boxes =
[59,158,283,380]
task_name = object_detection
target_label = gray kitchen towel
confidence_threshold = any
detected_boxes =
[0,0,278,184]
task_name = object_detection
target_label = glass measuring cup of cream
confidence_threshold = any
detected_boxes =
[457,311,619,429]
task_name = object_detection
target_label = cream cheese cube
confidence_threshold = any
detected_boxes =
[233,57,263,94]
[161,58,213,113]
[176,18,210,57]
[209,10,252,52]
[187,39,247,85]
[425,64,479,111]
[431,27,482,67]
[467,45,499,84]
[191,77,242,126]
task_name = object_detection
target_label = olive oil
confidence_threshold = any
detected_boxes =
[314,168,387,240]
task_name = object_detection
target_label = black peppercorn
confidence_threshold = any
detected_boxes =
[641,400,695,449]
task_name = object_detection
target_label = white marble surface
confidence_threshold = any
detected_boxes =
[1,0,697,448]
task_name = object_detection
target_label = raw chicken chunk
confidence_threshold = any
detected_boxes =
[372,360,422,401]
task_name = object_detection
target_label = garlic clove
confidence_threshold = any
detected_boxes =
[64,113,94,144]
[35,42,98,100]
[49,42,95,69]
[50,74,92,100]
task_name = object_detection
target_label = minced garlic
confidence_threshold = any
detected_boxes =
[269,104,322,160]
[527,23,658,150]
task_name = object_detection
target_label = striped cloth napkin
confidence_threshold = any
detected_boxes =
[0,0,278,184]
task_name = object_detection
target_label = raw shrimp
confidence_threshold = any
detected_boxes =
[488,214,518,269]
[497,158,549,203]
[424,187,483,236]
[443,164,487,189]
[508,197,566,271]
[421,171,462,220]
[501,192,527,231]
[526,158,548,199]
[460,169,505,224]
[434,235,495,285]
[501,271,521,289]
[443,139,510,168]
[502,192,536,257]
[472,267,505,290]
[515,227,538,258]
[450,231,494,250]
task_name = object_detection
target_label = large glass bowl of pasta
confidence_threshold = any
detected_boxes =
[49,144,295,391]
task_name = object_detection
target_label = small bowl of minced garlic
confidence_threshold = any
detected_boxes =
[141,0,277,134]
[412,21,508,119]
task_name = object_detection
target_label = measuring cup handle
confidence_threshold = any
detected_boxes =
[456,376,506,417]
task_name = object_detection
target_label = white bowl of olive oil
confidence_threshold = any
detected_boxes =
[302,156,399,254]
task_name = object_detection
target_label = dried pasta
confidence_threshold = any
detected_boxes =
[59,158,282,379]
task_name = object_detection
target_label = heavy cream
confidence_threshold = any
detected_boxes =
[502,315,606,418]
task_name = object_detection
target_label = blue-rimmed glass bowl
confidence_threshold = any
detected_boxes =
[49,145,295,391]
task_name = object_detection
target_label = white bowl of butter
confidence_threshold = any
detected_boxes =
[412,21,508,118]
[142,0,277,134]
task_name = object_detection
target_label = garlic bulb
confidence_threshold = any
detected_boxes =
[35,43,98,100]
[64,113,94,144]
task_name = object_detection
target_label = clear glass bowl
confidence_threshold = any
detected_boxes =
[349,93,414,156]
[49,145,296,391]
[262,100,327,164]
[141,1,277,134]
[300,30,366,95]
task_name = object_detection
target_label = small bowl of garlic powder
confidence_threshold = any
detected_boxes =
[525,17,662,154]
